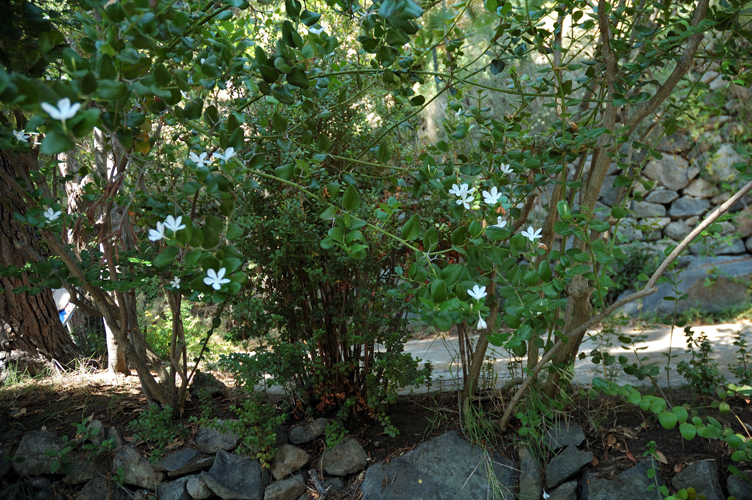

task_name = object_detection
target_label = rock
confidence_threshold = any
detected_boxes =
[701,70,719,84]
[360,431,518,500]
[63,450,111,485]
[545,422,586,450]
[12,431,63,477]
[289,418,328,445]
[78,477,130,500]
[548,480,577,500]
[518,447,542,500]
[28,476,52,490]
[581,460,662,500]
[545,445,592,489]
[322,437,368,476]
[201,450,269,500]
[1,444,13,479]
[632,201,666,218]
[684,178,718,198]
[709,77,728,91]
[643,154,692,191]
[324,477,345,492]
[112,445,164,490]
[664,221,692,241]
[672,461,723,500]
[746,235,752,252]
[272,444,311,480]
[705,115,733,130]
[669,197,710,218]
[186,475,214,500]
[264,474,307,500]
[599,176,619,206]
[735,206,752,238]
[690,238,747,255]
[711,192,730,205]
[619,256,752,316]
[708,144,744,182]
[157,477,191,500]
[645,190,679,204]
[87,420,105,445]
[105,427,125,449]
[190,371,230,399]
[727,471,752,500]
[153,448,213,478]
[196,420,241,454]
[656,133,691,154]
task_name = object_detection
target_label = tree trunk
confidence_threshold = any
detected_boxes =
[0,150,80,379]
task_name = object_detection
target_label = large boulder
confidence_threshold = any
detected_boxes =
[271,444,311,480]
[12,431,63,477]
[545,445,592,489]
[360,431,518,500]
[201,450,270,500]
[196,420,241,454]
[322,437,368,477]
[112,445,164,490]
[643,154,694,191]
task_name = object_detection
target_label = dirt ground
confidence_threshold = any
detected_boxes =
[1,369,750,499]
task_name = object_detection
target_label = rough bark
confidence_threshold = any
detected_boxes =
[0,150,80,378]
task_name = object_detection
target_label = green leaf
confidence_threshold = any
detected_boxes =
[226,223,243,241]
[658,411,678,430]
[275,163,294,180]
[379,0,404,18]
[342,185,361,211]
[490,59,505,75]
[153,247,179,268]
[377,142,390,163]
[679,423,696,440]
[286,67,309,89]
[430,279,448,303]
[386,28,410,46]
[98,79,128,100]
[271,112,288,133]
[300,9,321,26]
[672,406,688,423]
[41,130,75,154]
[401,214,420,241]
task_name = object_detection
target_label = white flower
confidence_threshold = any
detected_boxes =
[467,284,487,301]
[148,221,166,242]
[43,207,61,222]
[477,312,487,330]
[13,130,29,143]
[213,147,235,163]
[493,217,507,228]
[521,226,543,242]
[41,98,81,126]
[499,163,513,176]
[308,25,325,35]
[164,215,186,233]
[449,183,474,198]
[170,277,181,289]
[482,186,503,206]
[456,193,473,210]
[189,151,209,167]
[204,268,231,290]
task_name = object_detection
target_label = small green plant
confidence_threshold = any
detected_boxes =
[44,417,116,476]
[324,420,348,449]
[224,394,285,465]
[643,441,669,499]
[44,435,74,475]
[676,326,726,396]
[188,388,216,426]
[113,466,126,486]
[127,405,184,461]
[730,330,752,385]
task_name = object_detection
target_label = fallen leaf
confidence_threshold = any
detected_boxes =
[626,452,636,463]
[674,463,684,473]
[591,458,600,466]
[10,408,26,418]
[124,436,134,442]
[606,434,616,446]
[56,395,69,402]
[655,451,668,464]
[166,439,184,450]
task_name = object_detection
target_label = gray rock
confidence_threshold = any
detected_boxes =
[272,444,311,480]
[672,461,723,500]
[360,431,518,500]
[186,475,215,500]
[746,235,752,252]
[708,144,745,182]
[684,178,718,198]
[645,190,679,204]
[545,422,586,450]
[87,420,105,445]
[632,201,666,218]
[619,256,752,316]
[265,474,307,500]
[644,154,692,191]
[28,476,52,490]
[690,238,747,255]
[105,427,125,449]
[581,460,662,500]
[63,450,111,485]
[669,197,710,218]
[197,420,241,454]
[735,206,752,238]
[548,480,577,500]
[190,371,230,399]
[289,418,328,445]
[12,431,63,477]
[201,450,269,500]
[518,446,542,500]
[153,448,213,477]
[78,477,131,500]
[0,444,12,479]
[157,477,191,500]
[545,445,592,489]
[325,477,345,491]
[322,437,368,476]
[112,445,164,490]
[656,133,691,154]
[599,176,619,207]
[664,221,692,241]
[727,471,752,500]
